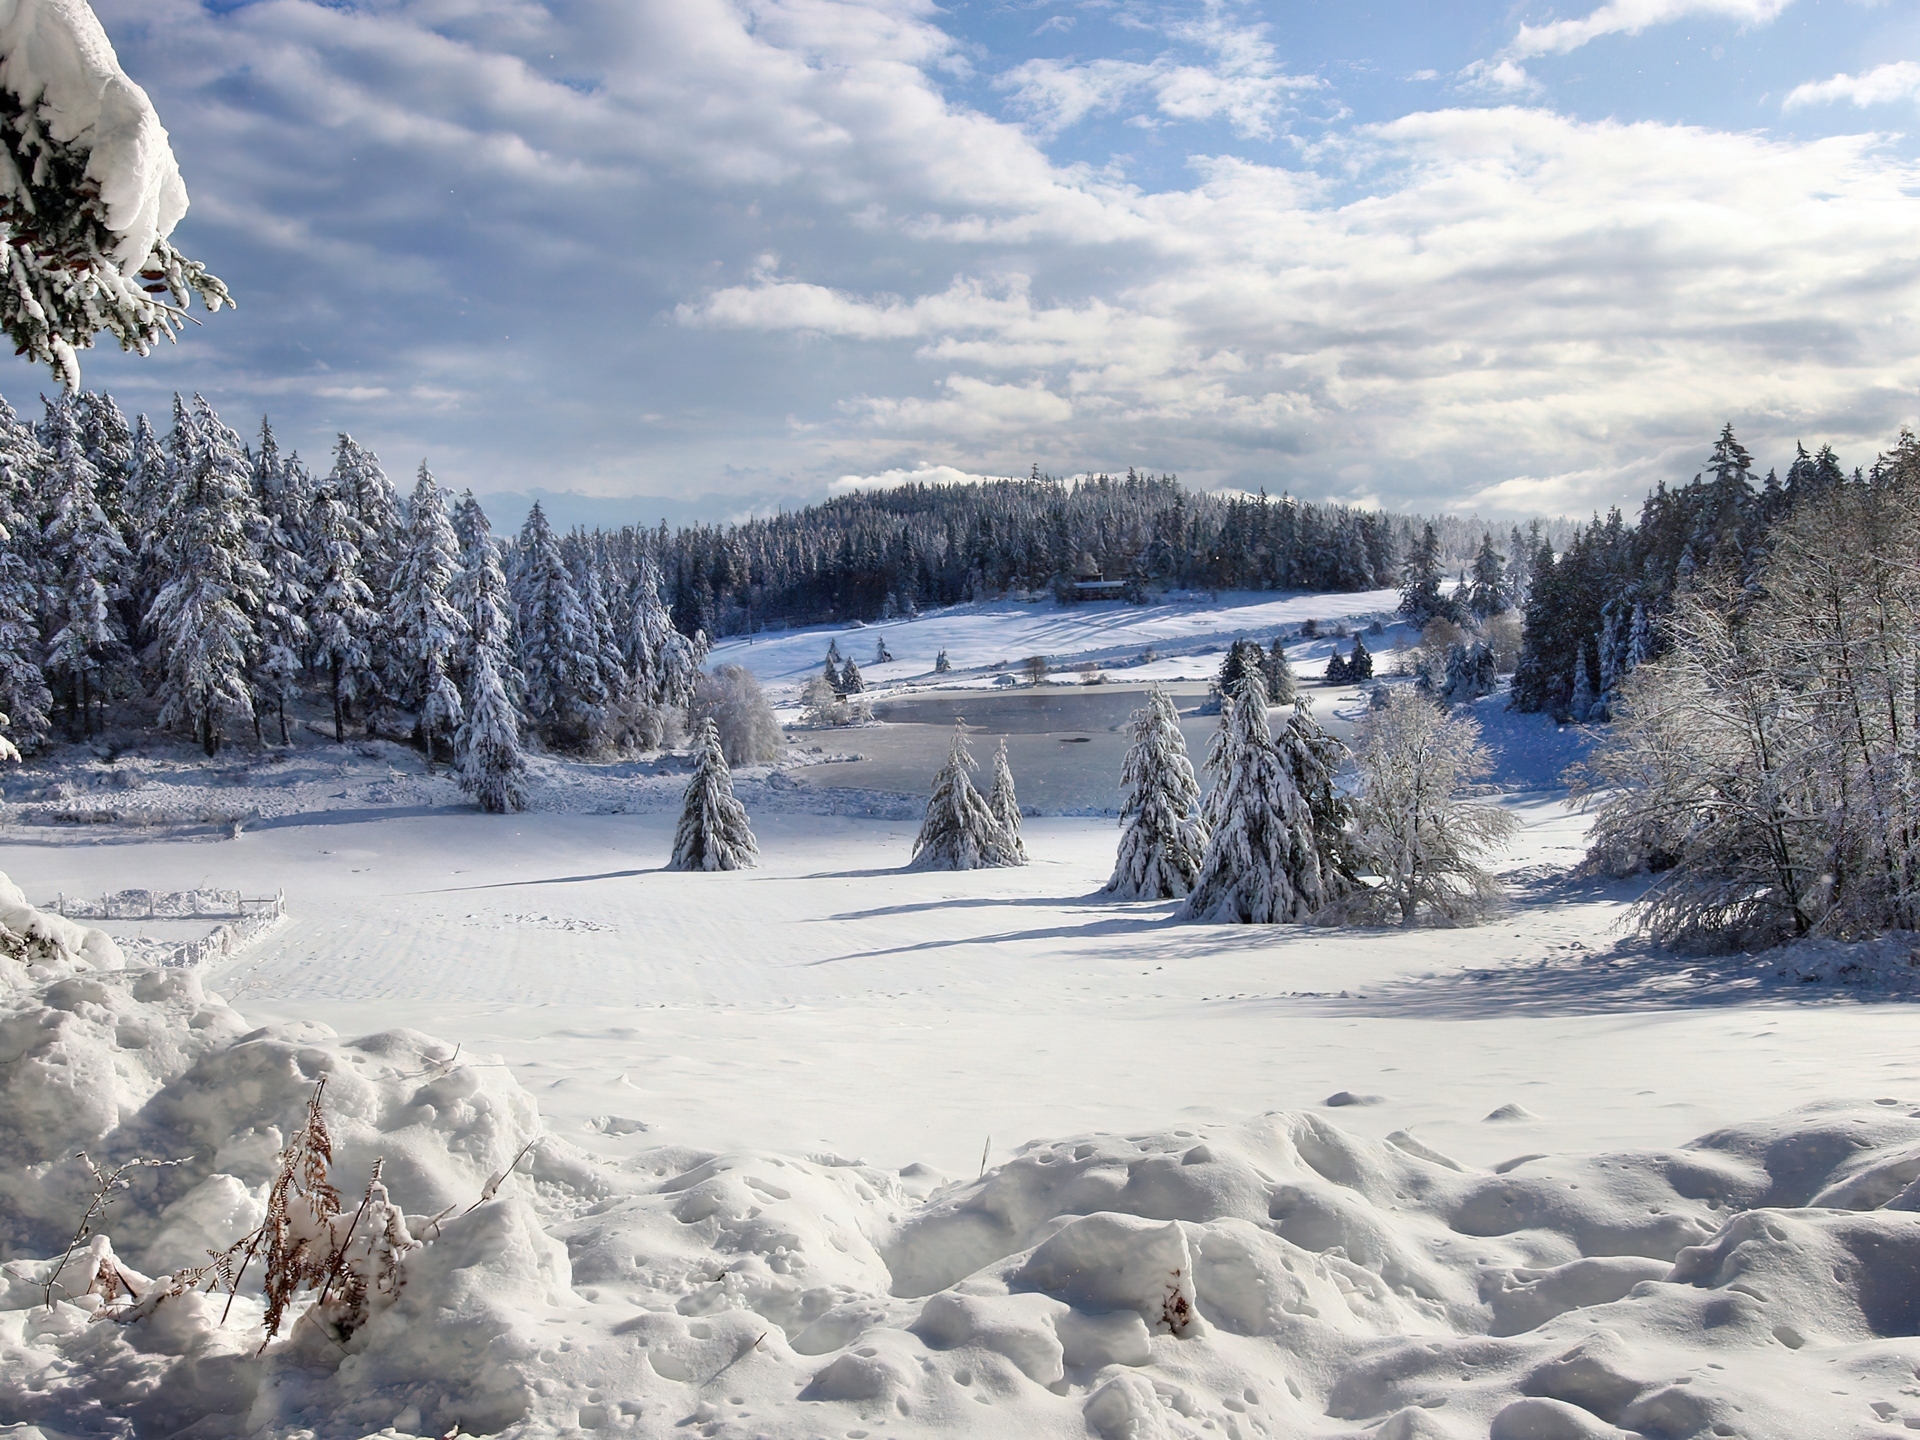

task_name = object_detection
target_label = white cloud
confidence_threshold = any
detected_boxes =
[1785,61,1920,111]
[998,10,1321,140]
[1507,0,1793,58]
[1456,59,1544,98]
[830,463,1017,493]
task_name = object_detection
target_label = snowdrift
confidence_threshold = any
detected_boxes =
[3,872,1920,1438]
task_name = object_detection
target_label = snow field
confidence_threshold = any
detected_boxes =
[7,847,1920,1438]
[4,591,1920,1437]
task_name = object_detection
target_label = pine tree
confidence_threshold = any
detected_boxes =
[123,413,171,637]
[986,739,1027,863]
[935,648,951,674]
[450,493,518,687]
[328,434,401,590]
[306,479,378,744]
[1348,635,1374,681]
[387,464,468,764]
[1399,523,1451,624]
[1350,690,1516,926]
[841,657,865,694]
[670,718,759,870]
[144,396,268,755]
[624,556,676,704]
[74,391,133,535]
[1264,638,1297,704]
[1324,649,1350,685]
[909,723,1019,870]
[247,456,310,747]
[1107,685,1208,899]
[514,502,603,745]
[1184,671,1349,924]
[1465,534,1508,619]
[1626,601,1652,672]
[0,403,50,752]
[1568,646,1595,722]
[40,397,130,737]
[456,646,528,813]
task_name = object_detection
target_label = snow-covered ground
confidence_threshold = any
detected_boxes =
[3,590,1918,1440]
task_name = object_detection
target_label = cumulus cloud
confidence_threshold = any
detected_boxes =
[1507,0,1794,57]
[47,0,1920,524]
[998,9,1320,139]
[1785,61,1920,111]
[1455,59,1543,98]
[830,463,1017,493]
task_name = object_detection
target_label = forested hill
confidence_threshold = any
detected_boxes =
[625,472,1570,637]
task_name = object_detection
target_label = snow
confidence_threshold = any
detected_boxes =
[0,0,189,269]
[2,591,1920,1437]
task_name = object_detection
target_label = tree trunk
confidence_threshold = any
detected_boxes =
[332,659,345,743]
[278,699,290,747]
[202,712,220,758]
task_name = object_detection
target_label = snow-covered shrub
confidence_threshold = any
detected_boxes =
[1347,690,1516,926]
[670,718,758,870]
[909,724,1019,871]
[690,662,783,764]
[1579,461,1920,948]
[800,673,868,727]
[1107,685,1208,900]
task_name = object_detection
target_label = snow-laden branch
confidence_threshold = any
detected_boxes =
[0,0,230,384]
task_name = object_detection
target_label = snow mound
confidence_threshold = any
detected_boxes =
[6,867,1920,1435]
[1769,929,1920,989]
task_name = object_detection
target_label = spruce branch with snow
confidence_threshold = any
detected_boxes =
[0,0,232,385]
[909,722,1020,871]
[670,718,759,871]
[1348,690,1516,926]
[1107,684,1208,900]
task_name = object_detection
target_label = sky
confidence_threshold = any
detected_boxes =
[36,0,1920,528]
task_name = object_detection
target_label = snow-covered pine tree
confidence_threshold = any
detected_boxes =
[1399,523,1451,624]
[1277,692,1358,900]
[449,492,521,694]
[874,634,892,664]
[1568,646,1595,722]
[40,396,130,737]
[144,395,268,755]
[456,645,528,813]
[122,412,171,635]
[74,391,133,535]
[306,477,379,743]
[251,417,312,556]
[986,739,1027,863]
[1183,670,1346,924]
[514,502,604,746]
[1107,685,1208,899]
[935,648,951,674]
[909,723,1019,870]
[576,552,626,721]
[670,718,759,870]
[822,655,843,694]
[1324,649,1350,685]
[246,458,309,747]
[0,402,50,752]
[624,556,675,702]
[840,657,865,694]
[1350,689,1516,926]
[1464,534,1508,620]
[1626,601,1652,672]
[387,464,468,765]
[1264,638,1297,704]
[328,434,401,591]
[1348,635,1374,681]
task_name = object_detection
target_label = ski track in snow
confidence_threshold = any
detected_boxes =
[2,592,1918,1439]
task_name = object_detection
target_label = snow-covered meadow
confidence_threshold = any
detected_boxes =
[4,592,1919,1439]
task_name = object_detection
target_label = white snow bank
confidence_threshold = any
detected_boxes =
[0,0,189,268]
[3,847,1920,1437]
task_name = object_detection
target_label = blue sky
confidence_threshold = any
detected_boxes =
[42,0,1920,526]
